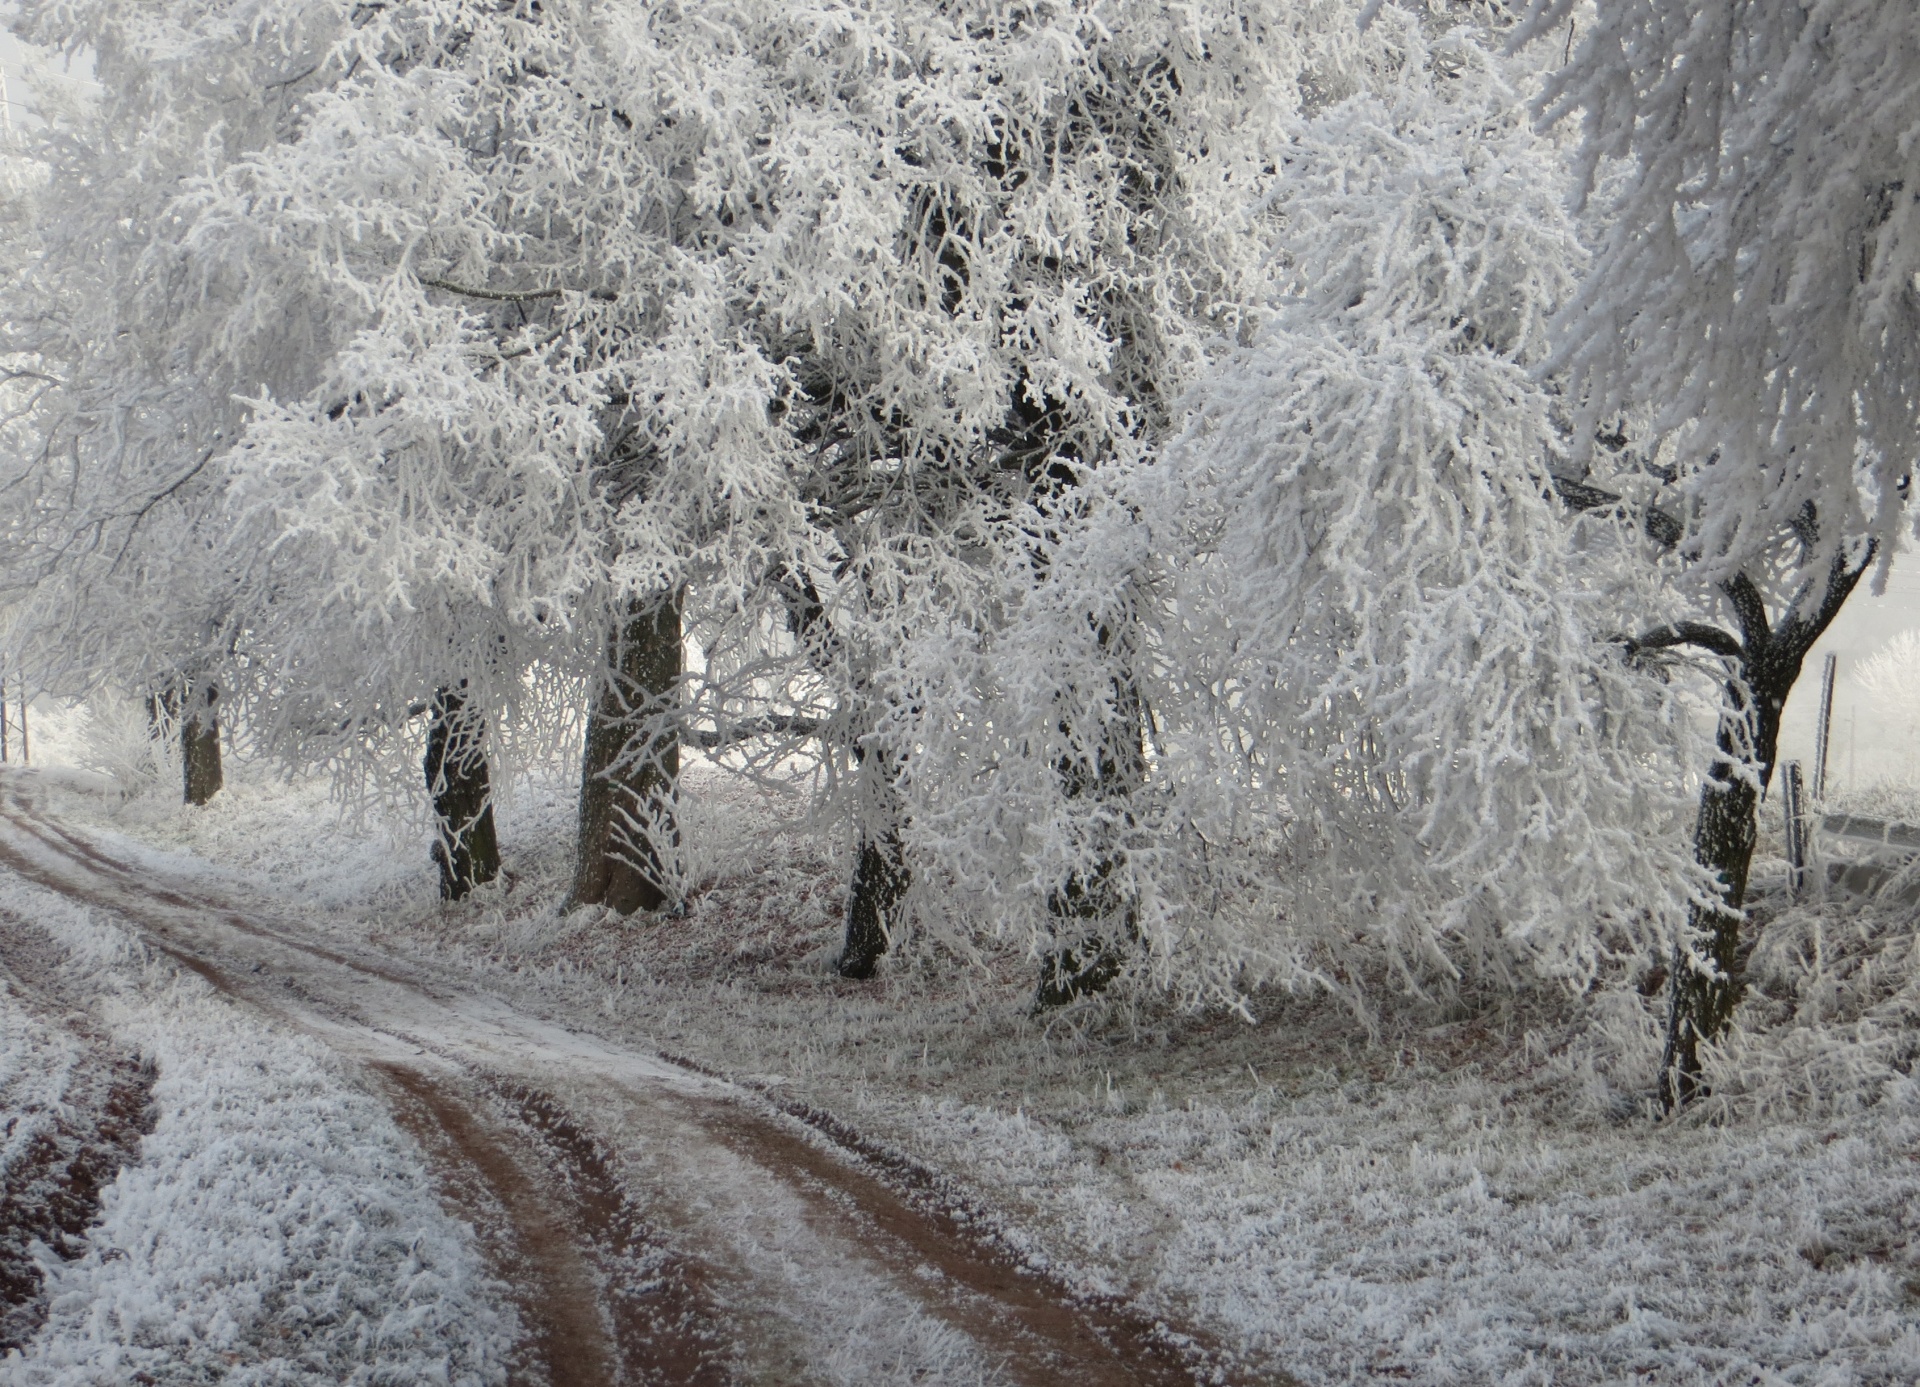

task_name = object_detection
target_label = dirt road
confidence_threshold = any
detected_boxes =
[0,778,1236,1387]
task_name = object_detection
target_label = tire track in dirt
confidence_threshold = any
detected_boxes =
[0,920,157,1354]
[0,826,667,1387]
[664,1049,1231,1386]
[0,776,1256,1386]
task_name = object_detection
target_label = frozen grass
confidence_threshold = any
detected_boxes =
[28,757,1920,1385]
[0,981,78,1202]
[0,872,518,1386]
[1831,780,1920,826]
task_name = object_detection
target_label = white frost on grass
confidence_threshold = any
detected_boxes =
[30,762,1920,1385]
[0,978,78,1194]
[902,1064,1920,1384]
[0,875,517,1387]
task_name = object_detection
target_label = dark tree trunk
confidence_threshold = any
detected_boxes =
[570,595,681,915]
[425,685,498,901]
[1661,675,1779,1107]
[837,745,907,979]
[772,569,914,979]
[1036,651,1147,1009]
[1660,551,1872,1108]
[181,684,223,806]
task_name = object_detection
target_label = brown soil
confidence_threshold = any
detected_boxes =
[0,780,1264,1385]
[377,1064,735,1387]
[377,1064,622,1387]
[661,1048,1250,1387]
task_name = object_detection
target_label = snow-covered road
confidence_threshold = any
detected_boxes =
[0,779,1230,1386]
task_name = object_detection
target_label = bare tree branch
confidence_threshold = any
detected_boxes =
[689,715,823,749]
[1549,473,1684,549]
[1621,622,1745,661]
[422,278,618,304]
[420,278,564,303]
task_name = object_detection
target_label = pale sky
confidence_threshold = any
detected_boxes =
[0,24,95,130]
[1778,553,1920,796]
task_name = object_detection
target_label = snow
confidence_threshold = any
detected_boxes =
[0,869,518,1386]
[20,760,1919,1385]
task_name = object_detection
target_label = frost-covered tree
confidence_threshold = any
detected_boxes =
[1523,0,1920,1105]
[1856,632,1920,738]
[1157,13,1704,1003]
[7,0,818,897]
[739,0,1381,987]
[0,2,366,807]
[890,10,1706,1008]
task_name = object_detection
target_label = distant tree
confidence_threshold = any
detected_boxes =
[1855,632,1920,753]
[0,1,363,807]
[1522,0,1920,1105]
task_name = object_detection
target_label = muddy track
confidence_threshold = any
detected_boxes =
[0,776,1254,1386]
[0,821,690,1387]
[0,919,157,1353]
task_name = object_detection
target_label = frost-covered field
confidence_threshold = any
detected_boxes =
[0,863,517,1386]
[27,759,1920,1387]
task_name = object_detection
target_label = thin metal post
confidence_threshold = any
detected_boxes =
[1813,651,1838,801]
[1783,760,1808,897]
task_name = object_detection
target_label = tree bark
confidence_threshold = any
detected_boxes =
[1660,551,1872,1108]
[1036,649,1147,1009]
[181,684,223,806]
[425,685,499,900]
[570,594,681,915]
[837,743,907,979]
[1661,676,1775,1107]
[771,570,913,979]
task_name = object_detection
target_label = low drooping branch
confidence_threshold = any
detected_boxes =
[420,278,618,303]
[1621,621,1744,661]
[688,715,823,750]
[1548,473,1684,549]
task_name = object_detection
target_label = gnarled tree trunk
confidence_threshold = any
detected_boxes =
[1662,670,1777,1104]
[570,594,681,915]
[425,684,499,900]
[1659,551,1871,1108]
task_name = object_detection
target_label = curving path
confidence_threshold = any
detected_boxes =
[0,775,1245,1387]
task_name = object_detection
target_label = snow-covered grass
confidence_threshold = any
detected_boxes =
[0,872,518,1386]
[28,758,1920,1385]
[0,978,79,1204]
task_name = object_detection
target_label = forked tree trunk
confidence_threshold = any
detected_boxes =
[570,594,682,915]
[425,685,499,901]
[837,744,908,979]
[1660,551,1870,1108]
[1549,477,1876,1107]
[181,684,223,806]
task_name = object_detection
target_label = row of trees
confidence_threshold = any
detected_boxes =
[2,0,1913,1107]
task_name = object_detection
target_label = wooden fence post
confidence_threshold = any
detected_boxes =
[1813,652,1838,802]
[1784,760,1810,898]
